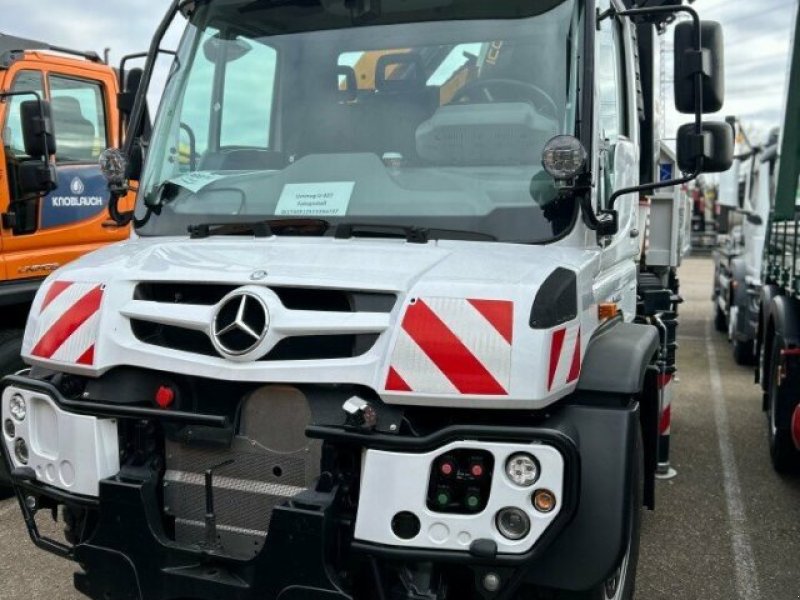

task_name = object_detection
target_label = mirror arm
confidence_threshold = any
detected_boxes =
[608,171,698,211]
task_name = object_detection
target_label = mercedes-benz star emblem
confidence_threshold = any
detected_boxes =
[211,291,270,357]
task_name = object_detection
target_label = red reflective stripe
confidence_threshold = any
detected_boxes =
[402,300,506,395]
[31,286,103,359]
[567,329,581,383]
[659,404,672,435]
[76,345,95,366]
[41,281,72,312]
[657,373,674,389]
[467,299,514,344]
[386,367,412,392]
[548,328,566,391]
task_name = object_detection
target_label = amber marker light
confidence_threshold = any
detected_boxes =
[533,489,557,513]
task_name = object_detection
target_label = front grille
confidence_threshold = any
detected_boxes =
[128,281,390,360]
[135,282,397,313]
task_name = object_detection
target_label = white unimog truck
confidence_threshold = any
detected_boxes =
[0,1,731,599]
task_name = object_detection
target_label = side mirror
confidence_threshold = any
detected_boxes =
[118,67,144,119]
[677,122,734,175]
[20,99,56,159]
[674,20,725,114]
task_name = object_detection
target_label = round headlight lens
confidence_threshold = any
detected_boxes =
[505,453,539,487]
[9,394,26,421]
[542,135,587,181]
[14,438,28,465]
[496,507,531,541]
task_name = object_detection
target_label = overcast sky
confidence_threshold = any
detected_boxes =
[1,0,797,145]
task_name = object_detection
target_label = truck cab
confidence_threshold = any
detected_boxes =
[0,35,130,492]
[0,2,731,599]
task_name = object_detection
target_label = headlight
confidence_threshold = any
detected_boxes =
[505,453,539,487]
[3,419,14,438]
[542,135,587,181]
[496,507,531,541]
[9,394,26,421]
[14,438,28,464]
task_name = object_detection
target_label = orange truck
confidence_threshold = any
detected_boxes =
[0,33,130,492]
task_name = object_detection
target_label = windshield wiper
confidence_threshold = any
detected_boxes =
[188,219,330,239]
[334,223,496,244]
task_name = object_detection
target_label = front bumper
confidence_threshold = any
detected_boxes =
[0,374,638,599]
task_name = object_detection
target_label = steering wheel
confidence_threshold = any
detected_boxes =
[450,78,559,120]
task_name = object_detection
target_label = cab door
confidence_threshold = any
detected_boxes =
[0,67,46,280]
[0,59,123,282]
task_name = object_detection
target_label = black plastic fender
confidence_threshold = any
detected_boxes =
[523,404,641,592]
[577,321,660,395]
[767,294,800,353]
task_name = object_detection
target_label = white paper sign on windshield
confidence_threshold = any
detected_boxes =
[275,182,355,217]
[168,171,228,194]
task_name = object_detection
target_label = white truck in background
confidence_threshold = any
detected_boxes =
[713,128,780,364]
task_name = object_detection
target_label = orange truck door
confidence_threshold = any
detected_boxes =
[0,58,125,282]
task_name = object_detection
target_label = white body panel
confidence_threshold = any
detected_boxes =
[718,159,741,209]
[1,386,119,497]
[354,441,564,554]
[744,160,772,284]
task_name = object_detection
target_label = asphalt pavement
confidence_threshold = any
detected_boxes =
[0,256,798,599]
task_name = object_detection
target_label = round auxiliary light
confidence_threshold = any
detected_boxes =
[542,135,588,181]
[505,453,539,487]
[533,489,557,513]
[496,507,531,541]
[14,438,28,465]
[3,419,14,438]
[9,394,26,422]
[98,147,128,184]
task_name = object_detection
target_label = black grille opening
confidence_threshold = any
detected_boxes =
[131,320,218,357]
[261,334,379,361]
[135,282,236,305]
[134,282,396,313]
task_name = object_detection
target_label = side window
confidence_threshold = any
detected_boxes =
[219,38,277,148]
[597,11,628,142]
[2,70,44,158]
[49,75,108,163]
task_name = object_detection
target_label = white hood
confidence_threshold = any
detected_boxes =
[22,236,601,409]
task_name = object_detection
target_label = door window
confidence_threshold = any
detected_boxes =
[3,70,45,158]
[49,75,108,163]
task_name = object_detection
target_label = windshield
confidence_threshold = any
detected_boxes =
[137,0,583,243]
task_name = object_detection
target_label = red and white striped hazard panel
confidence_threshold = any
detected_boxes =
[385,297,513,396]
[29,281,104,365]
[547,325,582,392]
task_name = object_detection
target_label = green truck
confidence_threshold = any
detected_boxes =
[755,1,800,472]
